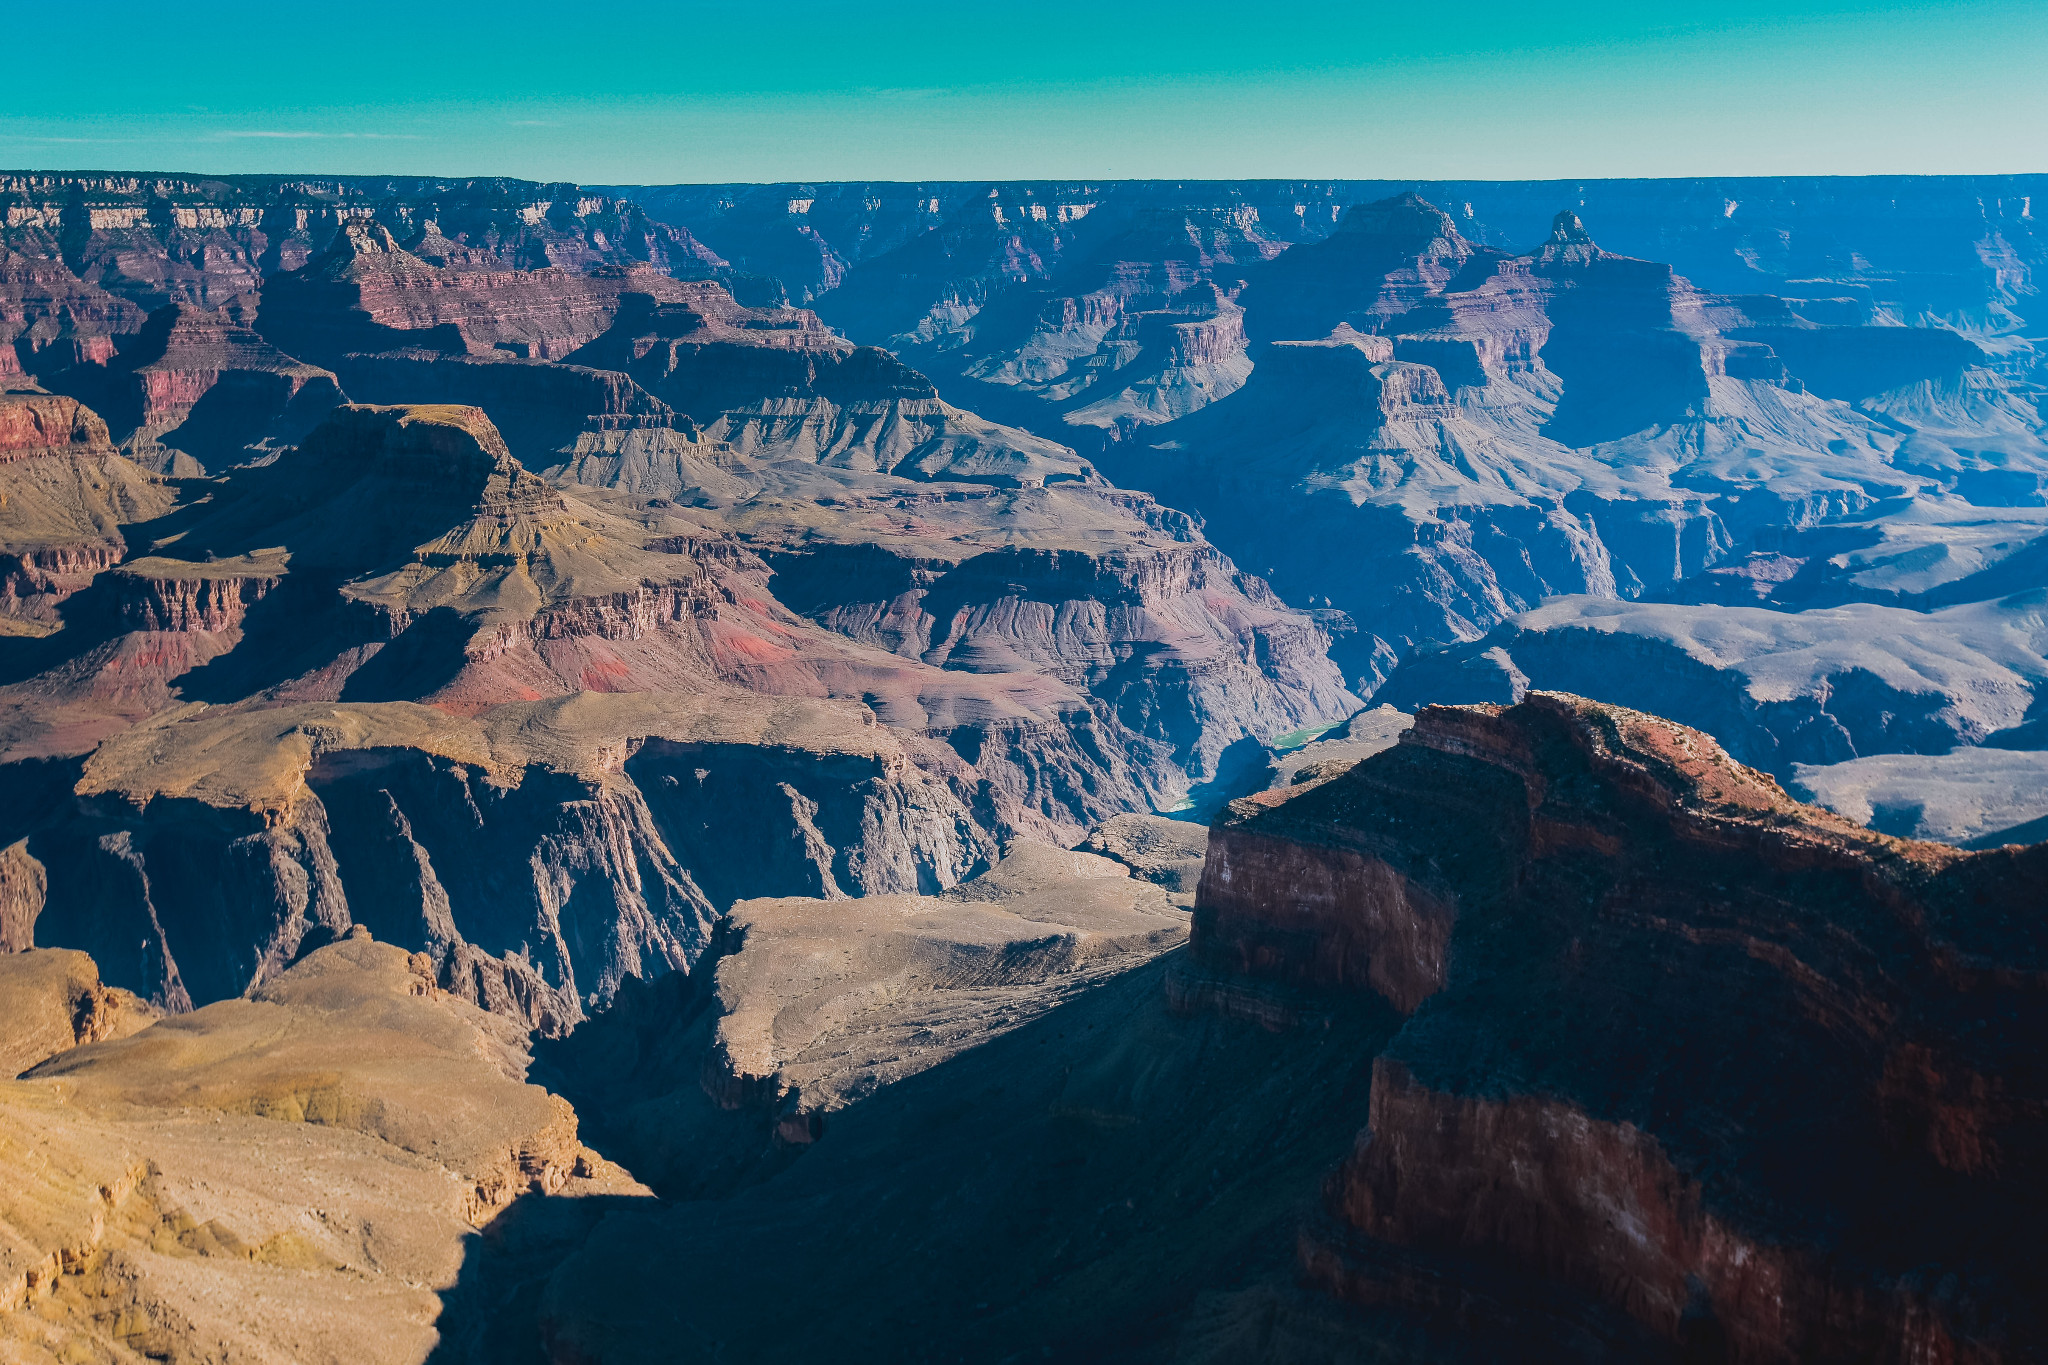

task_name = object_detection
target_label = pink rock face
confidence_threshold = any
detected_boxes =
[115,573,280,633]
[0,391,112,458]
[1195,692,2048,1358]
[1193,826,1452,1012]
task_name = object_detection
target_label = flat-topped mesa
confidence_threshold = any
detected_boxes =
[567,288,933,412]
[330,350,678,464]
[1256,329,1448,423]
[97,403,586,665]
[1190,691,2048,1358]
[310,402,547,502]
[127,301,329,403]
[694,840,1189,1146]
[167,403,566,574]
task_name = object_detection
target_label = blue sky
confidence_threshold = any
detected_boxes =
[3,1,2043,182]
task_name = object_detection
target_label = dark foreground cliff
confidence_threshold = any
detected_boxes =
[1195,692,2048,1361]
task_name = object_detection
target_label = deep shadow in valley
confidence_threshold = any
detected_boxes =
[427,952,1664,1365]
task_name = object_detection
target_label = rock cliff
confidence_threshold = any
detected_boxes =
[1191,692,2048,1359]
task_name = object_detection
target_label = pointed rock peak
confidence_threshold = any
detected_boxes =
[1336,192,1464,247]
[1533,209,1606,265]
[1549,210,1595,244]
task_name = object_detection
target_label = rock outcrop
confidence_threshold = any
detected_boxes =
[1190,692,2048,1359]
[0,387,172,637]
[0,934,646,1362]
[0,947,157,1076]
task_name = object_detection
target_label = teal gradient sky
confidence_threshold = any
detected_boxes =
[4,1,2044,182]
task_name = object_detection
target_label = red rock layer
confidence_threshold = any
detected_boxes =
[0,391,112,460]
[1192,691,2048,1359]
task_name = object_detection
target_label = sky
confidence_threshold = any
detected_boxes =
[3,0,2045,184]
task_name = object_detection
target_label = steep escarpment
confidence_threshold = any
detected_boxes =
[23,691,982,1033]
[1190,692,2048,1359]
[255,220,710,367]
[0,172,724,344]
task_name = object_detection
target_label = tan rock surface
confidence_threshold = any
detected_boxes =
[1076,811,1209,899]
[0,935,646,1363]
[707,841,1190,1130]
[0,839,46,950]
[0,948,158,1078]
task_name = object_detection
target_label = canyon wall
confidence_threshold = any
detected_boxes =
[1187,692,2048,1360]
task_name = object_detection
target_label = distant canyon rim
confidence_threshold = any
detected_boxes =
[0,170,2044,1363]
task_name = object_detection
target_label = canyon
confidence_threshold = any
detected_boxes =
[1,170,2045,1362]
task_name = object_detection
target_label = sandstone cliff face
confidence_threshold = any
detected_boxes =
[0,171,723,321]
[1190,692,2048,1359]
[0,389,112,459]
[17,684,993,1034]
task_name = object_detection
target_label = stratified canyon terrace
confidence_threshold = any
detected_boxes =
[1,171,2045,1363]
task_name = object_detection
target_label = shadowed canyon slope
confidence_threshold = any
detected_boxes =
[445,697,2048,1362]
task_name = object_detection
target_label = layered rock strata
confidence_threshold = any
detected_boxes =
[1190,692,2048,1359]
[0,387,172,637]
